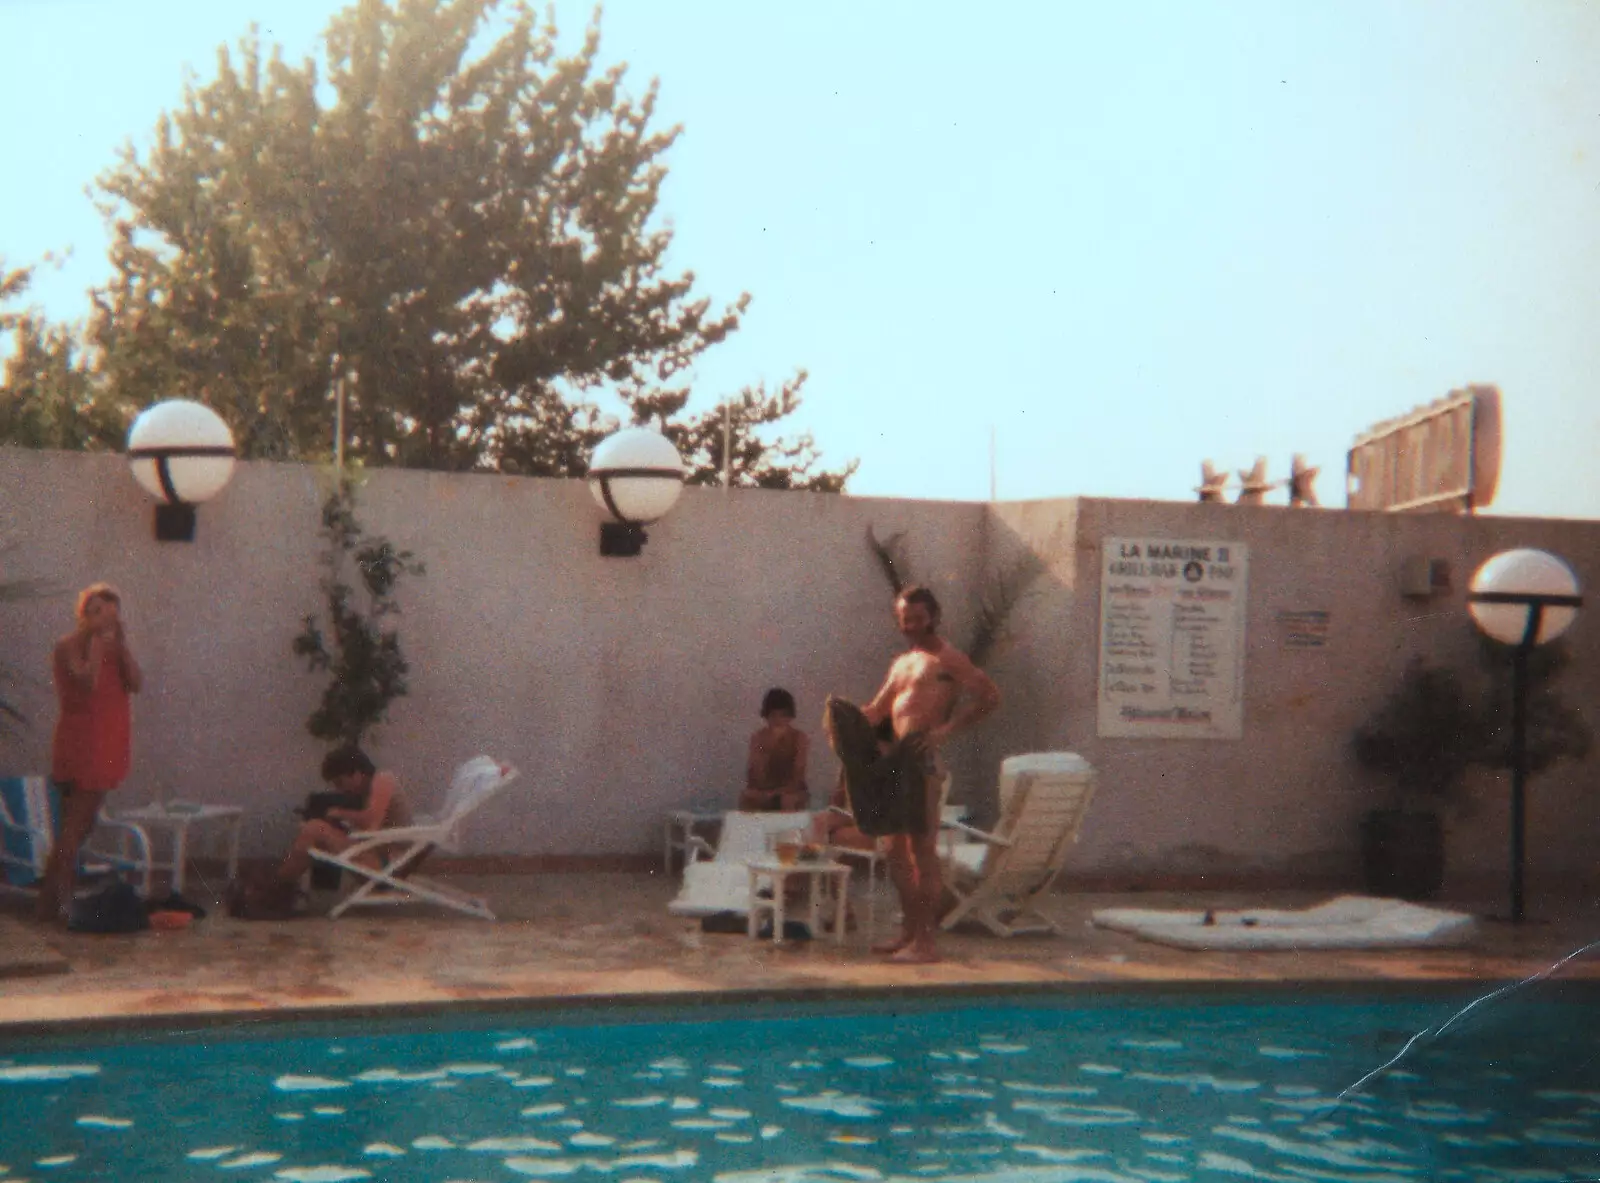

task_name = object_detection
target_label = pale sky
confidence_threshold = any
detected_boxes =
[4,0,1598,516]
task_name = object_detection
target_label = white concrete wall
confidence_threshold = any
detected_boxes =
[0,448,987,860]
[977,497,1600,895]
[3,447,1596,895]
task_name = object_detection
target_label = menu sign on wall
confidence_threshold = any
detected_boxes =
[1097,537,1249,740]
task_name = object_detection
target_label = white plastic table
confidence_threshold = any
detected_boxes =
[746,858,851,946]
[105,802,243,895]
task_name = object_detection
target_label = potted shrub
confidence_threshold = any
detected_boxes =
[1471,635,1591,787]
[291,480,426,749]
[290,481,424,890]
[1351,657,1477,900]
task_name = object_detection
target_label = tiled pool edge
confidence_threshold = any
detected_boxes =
[6,976,1596,1042]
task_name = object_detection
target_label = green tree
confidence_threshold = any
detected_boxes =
[632,370,857,491]
[68,0,851,488]
[0,261,127,452]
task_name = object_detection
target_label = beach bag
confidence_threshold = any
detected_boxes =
[224,868,305,921]
[67,879,150,934]
[298,791,361,890]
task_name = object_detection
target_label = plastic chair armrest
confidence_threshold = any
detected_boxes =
[940,819,1014,847]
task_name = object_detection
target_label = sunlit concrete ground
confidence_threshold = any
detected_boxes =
[2,872,1597,1030]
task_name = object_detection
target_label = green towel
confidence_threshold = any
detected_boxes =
[822,696,929,837]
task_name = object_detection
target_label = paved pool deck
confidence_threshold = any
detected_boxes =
[1,873,1597,1032]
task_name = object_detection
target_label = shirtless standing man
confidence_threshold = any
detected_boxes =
[861,585,1001,963]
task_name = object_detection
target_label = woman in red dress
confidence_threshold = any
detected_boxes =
[37,583,141,924]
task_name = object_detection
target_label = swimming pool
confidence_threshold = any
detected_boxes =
[1,987,1595,1181]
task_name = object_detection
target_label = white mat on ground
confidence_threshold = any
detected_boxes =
[1090,894,1477,950]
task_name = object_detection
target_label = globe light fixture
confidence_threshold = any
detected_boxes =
[587,426,685,557]
[1466,548,1582,923]
[126,400,238,542]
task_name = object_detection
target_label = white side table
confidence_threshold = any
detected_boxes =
[105,802,244,895]
[746,858,850,946]
[664,809,723,873]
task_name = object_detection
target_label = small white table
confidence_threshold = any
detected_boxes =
[746,858,851,946]
[664,809,723,873]
[106,802,244,895]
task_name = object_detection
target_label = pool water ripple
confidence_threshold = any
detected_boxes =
[0,992,1594,1181]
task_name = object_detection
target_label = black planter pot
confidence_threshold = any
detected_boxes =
[1360,808,1445,901]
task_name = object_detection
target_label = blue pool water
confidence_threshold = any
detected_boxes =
[0,987,1596,1181]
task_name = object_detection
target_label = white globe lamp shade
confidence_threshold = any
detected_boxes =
[127,399,237,505]
[587,426,685,525]
[1468,549,1581,646]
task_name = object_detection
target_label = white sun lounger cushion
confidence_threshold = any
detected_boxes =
[667,811,813,918]
[1091,894,1477,950]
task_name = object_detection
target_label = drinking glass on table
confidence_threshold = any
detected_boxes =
[771,829,804,866]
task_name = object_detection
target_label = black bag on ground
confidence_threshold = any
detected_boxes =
[699,911,811,940]
[298,791,362,890]
[224,869,305,920]
[68,879,150,934]
[759,920,812,941]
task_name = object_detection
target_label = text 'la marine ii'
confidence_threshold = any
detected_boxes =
[1108,542,1235,580]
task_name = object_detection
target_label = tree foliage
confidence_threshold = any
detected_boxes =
[632,369,855,491]
[0,0,851,489]
[0,261,128,452]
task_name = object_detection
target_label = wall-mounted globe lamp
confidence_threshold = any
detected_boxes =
[126,400,238,542]
[1466,548,1582,923]
[587,426,685,557]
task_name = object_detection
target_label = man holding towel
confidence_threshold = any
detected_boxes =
[853,585,1001,963]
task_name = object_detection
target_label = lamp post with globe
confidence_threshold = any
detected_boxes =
[125,400,238,541]
[587,426,686,557]
[1466,548,1582,923]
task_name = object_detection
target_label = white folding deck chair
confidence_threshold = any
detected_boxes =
[0,775,155,898]
[667,811,813,918]
[938,753,1096,937]
[309,756,519,920]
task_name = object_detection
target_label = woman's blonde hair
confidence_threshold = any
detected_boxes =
[74,582,122,623]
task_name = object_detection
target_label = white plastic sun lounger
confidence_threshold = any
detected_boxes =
[938,752,1097,937]
[309,756,519,921]
[1091,895,1478,950]
[667,811,813,918]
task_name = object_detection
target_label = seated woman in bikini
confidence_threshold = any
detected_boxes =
[275,746,412,884]
[739,688,810,812]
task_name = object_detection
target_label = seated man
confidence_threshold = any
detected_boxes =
[275,746,413,885]
[738,688,810,812]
